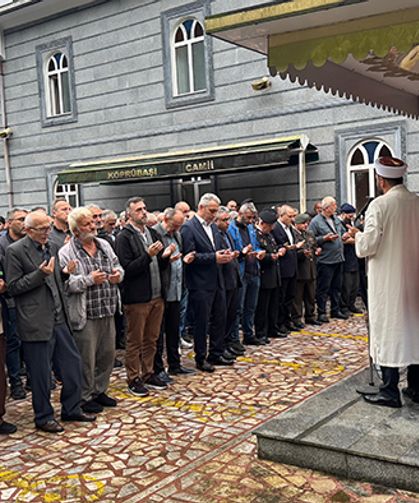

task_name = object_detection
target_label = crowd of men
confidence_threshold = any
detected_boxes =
[0,191,369,435]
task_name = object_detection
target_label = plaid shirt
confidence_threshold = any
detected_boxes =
[73,238,118,319]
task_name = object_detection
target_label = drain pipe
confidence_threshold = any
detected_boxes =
[298,134,310,213]
[0,59,13,209]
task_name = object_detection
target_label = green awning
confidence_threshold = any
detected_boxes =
[57,136,319,184]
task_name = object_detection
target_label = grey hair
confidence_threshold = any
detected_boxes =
[7,207,28,221]
[321,196,336,210]
[125,197,144,213]
[239,202,257,214]
[216,206,229,218]
[68,207,95,234]
[86,203,102,211]
[102,209,117,221]
[198,193,221,207]
[279,204,293,217]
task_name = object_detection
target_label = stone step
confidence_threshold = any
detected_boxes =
[254,368,419,493]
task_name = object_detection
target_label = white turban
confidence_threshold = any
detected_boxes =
[374,157,407,178]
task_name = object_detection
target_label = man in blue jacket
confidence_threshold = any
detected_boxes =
[228,202,265,346]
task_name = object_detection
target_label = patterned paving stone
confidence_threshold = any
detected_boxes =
[0,315,418,502]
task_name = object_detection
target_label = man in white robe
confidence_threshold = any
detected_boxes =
[352,157,419,408]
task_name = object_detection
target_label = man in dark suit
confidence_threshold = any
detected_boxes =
[5,211,95,433]
[272,205,305,334]
[181,193,234,372]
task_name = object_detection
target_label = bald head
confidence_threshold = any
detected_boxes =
[25,211,52,245]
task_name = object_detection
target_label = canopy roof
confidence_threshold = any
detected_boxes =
[205,0,419,119]
[57,135,318,184]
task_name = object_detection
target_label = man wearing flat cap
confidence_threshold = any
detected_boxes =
[351,156,419,408]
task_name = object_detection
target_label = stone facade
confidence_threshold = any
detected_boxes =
[0,0,417,214]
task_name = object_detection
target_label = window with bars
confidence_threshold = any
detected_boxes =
[54,182,80,208]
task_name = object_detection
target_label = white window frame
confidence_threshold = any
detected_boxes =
[172,18,206,97]
[45,51,71,117]
[346,138,394,207]
[54,181,80,208]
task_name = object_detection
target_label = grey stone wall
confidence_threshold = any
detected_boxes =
[0,0,417,215]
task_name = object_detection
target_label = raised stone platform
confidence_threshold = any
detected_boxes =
[254,369,419,493]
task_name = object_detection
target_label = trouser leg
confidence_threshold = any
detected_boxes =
[208,288,227,361]
[292,281,304,323]
[316,263,334,315]
[22,338,55,426]
[94,317,115,397]
[255,288,270,340]
[142,298,165,381]
[153,330,165,375]
[0,333,6,420]
[242,275,260,339]
[224,288,239,344]
[407,365,419,394]
[330,263,343,314]
[379,366,400,401]
[124,303,148,383]
[165,301,181,371]
[4,307,23,388]
[189,289,213,364]
[304,280,316,320]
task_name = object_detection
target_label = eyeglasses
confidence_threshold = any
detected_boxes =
[30,225,52,234]
[220,218,230,222]
[11,217,26,222]
[92,214,103,219]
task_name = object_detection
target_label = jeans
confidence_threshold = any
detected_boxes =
[231,273,260,342]
[316,262,343,315]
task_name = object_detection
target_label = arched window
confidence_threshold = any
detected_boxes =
[54,181,79,208]
[46,52,71,117]
[172,18,206,96]
[347,139,393,212]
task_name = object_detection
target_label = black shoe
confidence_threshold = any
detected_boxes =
[227,345,245,356]
[270,331,288,339]
[331,311,349,320]
[243,337,262,345]
[10,384,27,400]
[128,378,149,397]
[259,337,270,344]
[208,356,234,366]
[317,314,329,323]
[145,374,168,390]
[402,387,419,403]
[305,319,322,326]
[288,322,302,332]
[222,349,236,360]
[81,400,104,414]
[168,366,196,375]
[36,419,64,433]
[278,325,291,334]
[95,393,117,407]
[350,307,363,314]
[61,412,96,422]
[196,361,215,373]
[0,421,17,434]
[156,370,174,384]
[229,341,246,352]
[292,322,305,330]
[363,392,402,408]
[113,358,123,368]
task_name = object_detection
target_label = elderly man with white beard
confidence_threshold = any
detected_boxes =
[59,207,124,414]
[350,157,419,408]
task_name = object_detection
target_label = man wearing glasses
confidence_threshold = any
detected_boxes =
[5,211,95,433]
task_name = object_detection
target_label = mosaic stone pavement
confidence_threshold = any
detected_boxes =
[1,314,419,503]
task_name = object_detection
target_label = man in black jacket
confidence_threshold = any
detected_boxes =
[115,197,173,396]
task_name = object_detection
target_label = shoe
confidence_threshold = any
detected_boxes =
[363,392,402,408]
[331,311,349,320]
[305,319,322,326]
[36,419,64,433]
[222,349,237,360]
[350,307,363,314]
[278,325,291,334]
[156,370,174,384]
[168,366,196,375]
[288,322,302,332]
[292,322,305,330]
[402,387,419,403]
[270,331,288,339]
[95,393,117,407]
[145,374,168,390]
[61,412,96,422]
[259,337,270,344]
[180,337,194,349]
[226,345,245,356]
[10,384,27,400]
[317,314,329,323]
[128,378,150,397]
[208,356,234,366]
[243,338,262,345]
[229,341,246,353]
[81,400,104,414]
[0,421,17,434]
[113,358,123,368]
[196,361,215,373]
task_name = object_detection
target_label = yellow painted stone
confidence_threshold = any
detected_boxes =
[264,475,289,488]
[310,478,337,493]
[286,475,307,487]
